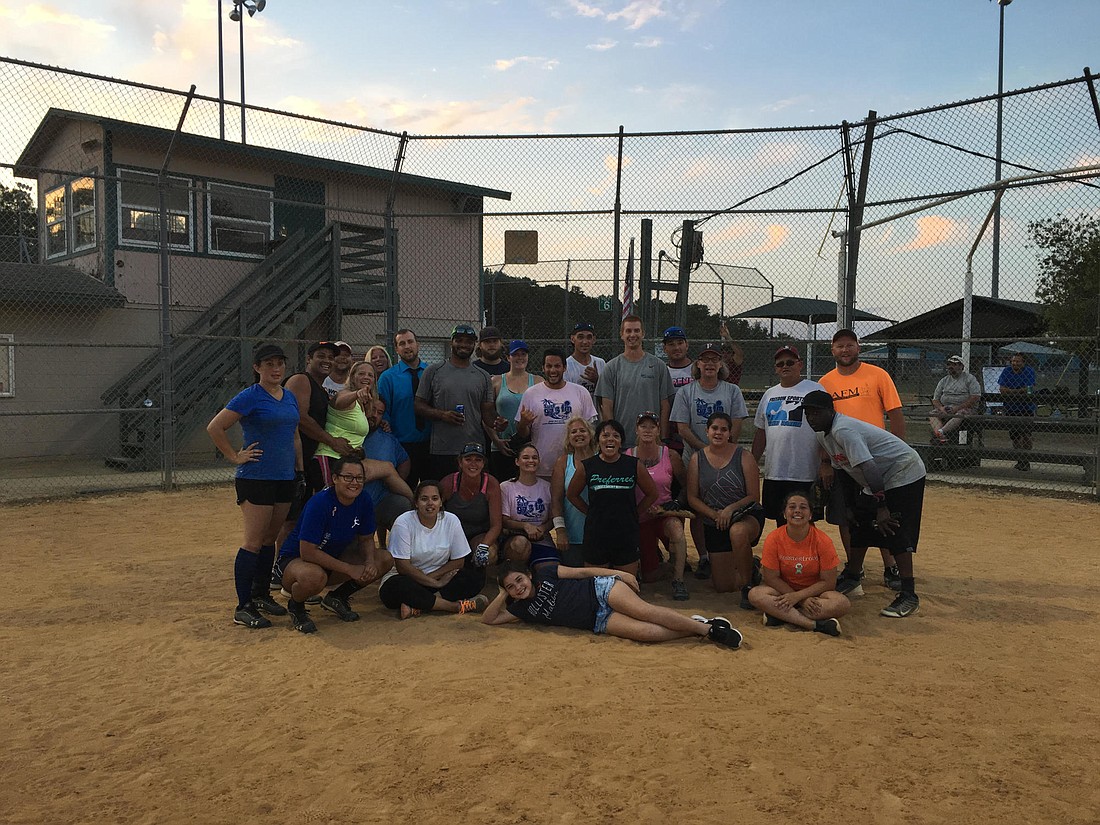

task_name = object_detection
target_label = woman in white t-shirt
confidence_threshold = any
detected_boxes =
[378,481,488,619]
[499,444,560,569]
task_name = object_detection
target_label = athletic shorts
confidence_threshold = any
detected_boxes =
[582,529,640,568]
[761,479,814,523]
[703,504,765,552]
[592,575,617,634]
[529,542,561,568]
[848,477,925,555]
[825,470,860,526]
[561,544,586,568]
[235,477,296,506]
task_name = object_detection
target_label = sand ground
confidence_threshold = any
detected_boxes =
[2,485,1099,824]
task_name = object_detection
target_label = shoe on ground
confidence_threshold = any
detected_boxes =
[321,593,360,622]
[814,617,842,637]
[671,579,689,601]
[708,624,743,650]
[233,603,273,629]
[288,605,317,634]
[881,591,920,618]
[251,592,288,616]
[269,567,282,591]
[883,565,902,591]
[458,595,489,615]
[835,568,865,597]
[739,586,754,611]
[693,556,712,580]
[762,614,785,628]
[691,615,732,631]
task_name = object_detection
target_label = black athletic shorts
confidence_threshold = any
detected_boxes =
[235,478,296,506]
[848,477,925,555]
[703,504,765,552]
[825,469,860,526]
[582,530,640,568]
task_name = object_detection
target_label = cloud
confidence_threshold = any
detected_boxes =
[566,0,606,18]
[586,38,618,51]
[897,215,964,251]
[633,36,662,48]
[761,97,804,114]
[587,153,634,195]
[0,3,116,34]
[564,0,666,30]
[745,224,790,256]
[493,56,560,72]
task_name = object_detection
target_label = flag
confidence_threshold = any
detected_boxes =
[621,237,635,321]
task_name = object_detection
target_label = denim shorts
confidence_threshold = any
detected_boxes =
[592,575,618,634]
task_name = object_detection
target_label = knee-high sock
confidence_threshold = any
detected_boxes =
[234,548,259,609]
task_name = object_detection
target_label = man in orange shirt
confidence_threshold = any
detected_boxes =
[818,329,906,594]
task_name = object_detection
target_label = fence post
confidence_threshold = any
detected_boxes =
[840,110,876,330]
[384,132,409,345]
[612,125,624,336]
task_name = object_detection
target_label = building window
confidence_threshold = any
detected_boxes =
[118,169,192,249]
[43,177,96,259]
[0,334,13,397]
[208,182,272,257]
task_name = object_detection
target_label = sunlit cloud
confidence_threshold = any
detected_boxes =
[0,3,116,34]
[565,0,666,30]
[493,56,560,71]
[588,153,634,195]
[751,141,808,167]
[256,35,302,48]
[633,37,662,48]
[897,215,964,251]
[566,0,605,18]
[745,224,790,255]
[587,38,618,51]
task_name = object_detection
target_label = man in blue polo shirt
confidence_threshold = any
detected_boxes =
[378,328,431,485]
[997,353,1037,471]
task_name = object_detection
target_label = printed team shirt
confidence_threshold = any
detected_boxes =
[501,478,553,525]
[515,382,597,477]
[753,379,825,482]
[818,363,902,428]
[761,524,840,591]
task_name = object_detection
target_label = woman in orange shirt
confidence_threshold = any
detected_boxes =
[747,491,850,636]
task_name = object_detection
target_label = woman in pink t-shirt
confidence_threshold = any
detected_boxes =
[747,491,850,636]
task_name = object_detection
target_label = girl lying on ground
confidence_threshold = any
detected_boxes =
[481,561,743,649]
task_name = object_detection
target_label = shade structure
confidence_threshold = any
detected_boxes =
[733,296,893,325]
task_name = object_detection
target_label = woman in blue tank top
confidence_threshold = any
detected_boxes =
[551,416,596,568]
[488,340,539,481]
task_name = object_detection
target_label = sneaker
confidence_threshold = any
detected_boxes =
[691,615,732,631]
[280,587,321,605]
[835,567,865,597]
[458,594,489,615]
[671,579,689,601]
[321,593,360,622]
[288,605,317,634]
[881,591,920,618]
[883,565,902,591]
[708,624,743,650]
[814,617,842,637]
[693,556,712,580]
[269,566,282,591]
[233,603,272,629]
[251,592,288,616]
[739,586,754,611]
[762,614,785,628]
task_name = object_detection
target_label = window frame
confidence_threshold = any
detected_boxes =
[117,168,194,251]
[43,184,67,260]
[206,180,273,258]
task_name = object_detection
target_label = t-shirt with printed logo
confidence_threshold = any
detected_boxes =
[761,523,840,590]
[516,382,597,477]
[753,378,825,482]
[501,478,553,525]
[670,380,749,461]
[506,563,599,630]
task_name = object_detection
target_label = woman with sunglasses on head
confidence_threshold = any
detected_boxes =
[276,456,394,633]
[566,419,658,577]
[366,345,393,380]
[313,360,375,485]
[500,443,559,569]
[550,416,596,568]
[686,412,765,609]
[379,480,489,619]
[628,411,690,600]
[482,562,743,649]
[207,343,302,630]
[488,340,540,481]
[441,442,503,566]
[748,490,848,636]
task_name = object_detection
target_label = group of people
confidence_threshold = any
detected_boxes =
[208,317,934,646]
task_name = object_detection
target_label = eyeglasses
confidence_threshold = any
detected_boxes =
[774,359,798,368]
[636,411,659,422]
[335,473,366,485]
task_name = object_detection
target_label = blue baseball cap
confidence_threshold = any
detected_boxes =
[662,326,687,341]
[572,322,595,333]
[509,339,529,355]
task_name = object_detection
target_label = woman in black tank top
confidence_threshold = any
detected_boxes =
[566,419,658,575]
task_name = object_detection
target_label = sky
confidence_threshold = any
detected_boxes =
[0,0,1097,135]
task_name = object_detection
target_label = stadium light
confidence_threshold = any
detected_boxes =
[218,1,267,143]
[991,0,1013,298]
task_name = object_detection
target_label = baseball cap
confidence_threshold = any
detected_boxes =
[451,324,477,339]
[509,339,529,355]
[774,344,801,360]
[478,326,502,342]
[253,343,286,363]
[832,328,858,343]
[572,322,595,333]
[797,390,835,412]
[697,341,723,356]
[662,326,687,342]
[946,355,964,365]
[636,410,660,424]
[460,442,486,457]
[307,340,339,356]
[332,340,352,353]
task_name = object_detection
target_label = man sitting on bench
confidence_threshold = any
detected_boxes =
[929,355,981,444]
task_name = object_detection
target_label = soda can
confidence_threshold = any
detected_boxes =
[455,404,465,416]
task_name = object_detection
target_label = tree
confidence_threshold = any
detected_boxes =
[0,181,37,263]
[1028,212,1100,400]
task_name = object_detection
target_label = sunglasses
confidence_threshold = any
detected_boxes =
[774,359,799,368]
[335,473,365,484]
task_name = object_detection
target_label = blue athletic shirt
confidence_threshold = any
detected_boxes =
[361,429,410,506]
[278,487,377,563]
[225,383,300,480]
[997,365,1037,415]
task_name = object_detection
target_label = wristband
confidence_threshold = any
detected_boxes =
[552,517,566,530]
[872,490,886,503]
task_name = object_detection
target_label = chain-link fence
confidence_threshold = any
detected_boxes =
[0,55,1097,500]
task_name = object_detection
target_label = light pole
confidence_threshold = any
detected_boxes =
[217,0,266,143]
[991,0,1012,299]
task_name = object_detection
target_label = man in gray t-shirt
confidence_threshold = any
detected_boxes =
[929,355,982,442]
[670,341,749,461]
[594,315,675,448]
[414,323,500,480]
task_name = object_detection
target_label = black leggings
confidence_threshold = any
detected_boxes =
[378,567,485,611]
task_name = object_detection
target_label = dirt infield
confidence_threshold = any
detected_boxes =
[3,485,1098,824]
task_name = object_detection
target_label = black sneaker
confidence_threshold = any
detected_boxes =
[881,591,920,618]
[233,602,272,629]
[835,569,865,597]
[814,618,842,637]
[321,593,360,622]
[708,624,743,650]
[288,605,317,634]
[762,614,786,628]
[671,579,689,601]
[739,586,754,610]
[883,565,902,591]
[269,560,284,591]
[251,592,288,616]
[691,614,732,631]
[693,556,712,580]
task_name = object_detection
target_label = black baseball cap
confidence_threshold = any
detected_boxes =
[253,343,286,363]
[307,340,339,356]
[479,326,502,342]
[697,341,723,356]
[797,390,835,412]
[572,322,595,333]
[832,328,858,343]
[460,442,486,457]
